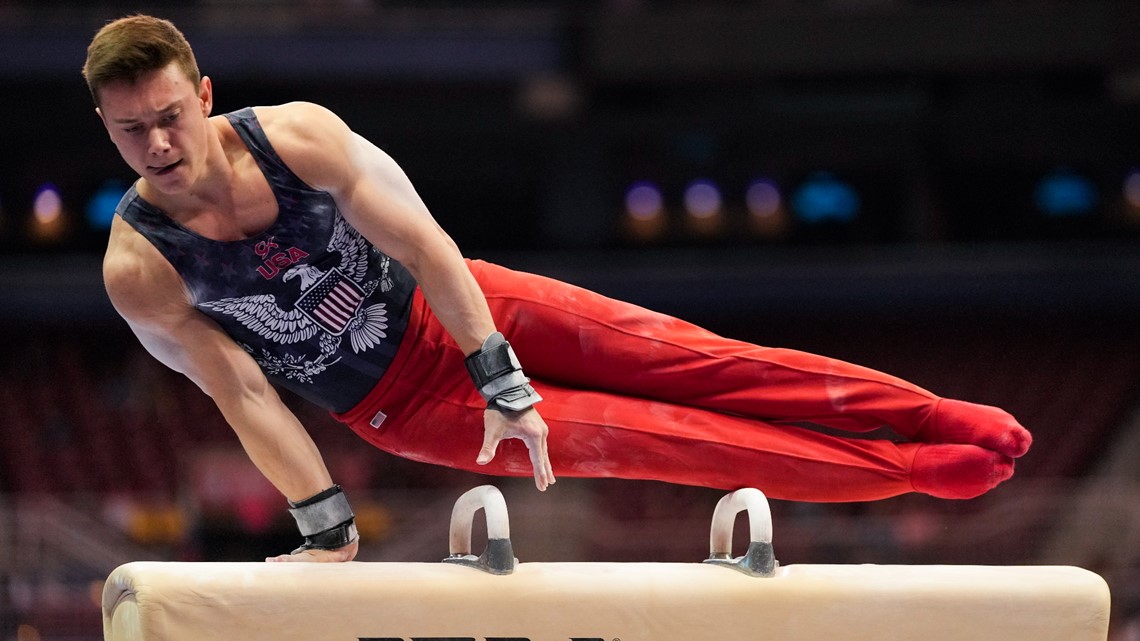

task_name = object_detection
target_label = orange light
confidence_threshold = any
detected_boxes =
[17,623,42,641]
[29,184,68,242]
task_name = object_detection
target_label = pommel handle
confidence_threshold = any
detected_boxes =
[442,485,517,575]
[703,487,778,577]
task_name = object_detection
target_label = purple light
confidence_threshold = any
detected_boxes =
[33,183,62,224]
[683,179,722,218]
[746,179,781,218]
[625,181,664,220]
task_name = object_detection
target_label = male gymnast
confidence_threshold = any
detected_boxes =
[84,15,1031,562]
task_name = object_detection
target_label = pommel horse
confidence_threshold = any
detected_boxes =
[103,486,1110,641]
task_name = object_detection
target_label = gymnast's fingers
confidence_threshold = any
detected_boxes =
[518,409,554,491]
[532,419,556,490]
[265,540,358,563]
[543,435,556,487]
[477,416,504,466]
[526,436,549,492]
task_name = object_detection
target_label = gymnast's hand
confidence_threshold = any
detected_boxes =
[265,538,358,563]
[478,407,556,491]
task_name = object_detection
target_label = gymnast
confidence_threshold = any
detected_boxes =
[83,15,1031,563]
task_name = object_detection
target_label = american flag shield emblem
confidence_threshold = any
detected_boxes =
[294,269,365,336]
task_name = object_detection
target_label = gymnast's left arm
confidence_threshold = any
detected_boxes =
[266,102,556,491]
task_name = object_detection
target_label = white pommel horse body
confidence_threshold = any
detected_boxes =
[102,486,1111,641]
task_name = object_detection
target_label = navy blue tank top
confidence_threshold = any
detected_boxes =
[117,107,416,412]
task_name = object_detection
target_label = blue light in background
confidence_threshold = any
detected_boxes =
[1034,169,1097,217]
[791,173,860,224]
[86,180,127,230]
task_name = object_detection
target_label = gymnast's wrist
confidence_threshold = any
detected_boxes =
[287,485,359,554]
[464,331,542,412]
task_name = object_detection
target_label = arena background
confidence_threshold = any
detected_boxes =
[2,1,1140,639]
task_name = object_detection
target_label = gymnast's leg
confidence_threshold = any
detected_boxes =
[342,370,1012,501]
[468,260,1031,460]
[335,273,1018,501]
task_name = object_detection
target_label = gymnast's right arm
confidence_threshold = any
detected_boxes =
[103,217,357,563]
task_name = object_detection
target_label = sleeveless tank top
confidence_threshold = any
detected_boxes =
[117,107,416,413]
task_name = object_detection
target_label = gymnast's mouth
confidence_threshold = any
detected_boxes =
[149,159,183,176]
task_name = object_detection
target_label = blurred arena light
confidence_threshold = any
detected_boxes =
[1121,168,1140,226]
[791,172,861,224]
[33,184,62,225]
[746,177,790,239]
[1034,168,1097,217]
[29,183,67,242]
[623,180,668,242]
[87,179,126,231]
[517,74,582,122]
[684,179,722,217]
[1123,168,1140,209]
[682,178,724,238]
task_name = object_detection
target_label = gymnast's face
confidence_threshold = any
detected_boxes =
[96,62,214,196]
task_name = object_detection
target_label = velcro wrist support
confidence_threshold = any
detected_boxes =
[464,332,542,412]
[291,521,358,554]
[287,485,358,553]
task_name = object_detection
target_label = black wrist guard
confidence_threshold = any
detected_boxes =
[464,332,542,412]
[287,485,358,554]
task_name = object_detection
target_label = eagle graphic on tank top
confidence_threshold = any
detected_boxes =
[199,212,394,381]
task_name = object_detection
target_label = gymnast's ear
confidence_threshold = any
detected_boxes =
[198,75,213,116]
[94,106,110,135]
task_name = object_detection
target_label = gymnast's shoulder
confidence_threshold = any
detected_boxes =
[248,102,365,192]
[103,215,190,323]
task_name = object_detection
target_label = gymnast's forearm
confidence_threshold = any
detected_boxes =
[213,383,335,504]
[219,392,359,562]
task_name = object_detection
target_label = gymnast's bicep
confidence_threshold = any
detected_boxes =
[103,226,270,405]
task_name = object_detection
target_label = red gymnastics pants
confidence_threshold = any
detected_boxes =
[334,260,1032,502]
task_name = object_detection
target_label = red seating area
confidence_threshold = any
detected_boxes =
[1,330,221,496]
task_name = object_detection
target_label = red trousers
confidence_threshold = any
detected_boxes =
[335,260,1028,502]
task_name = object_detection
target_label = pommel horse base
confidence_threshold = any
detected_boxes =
[103,487,1111,641]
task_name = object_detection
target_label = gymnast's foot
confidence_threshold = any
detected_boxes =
[918,398,1032,458]
[910,444,1015,499]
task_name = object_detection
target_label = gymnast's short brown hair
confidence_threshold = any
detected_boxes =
[83,15,200,106]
